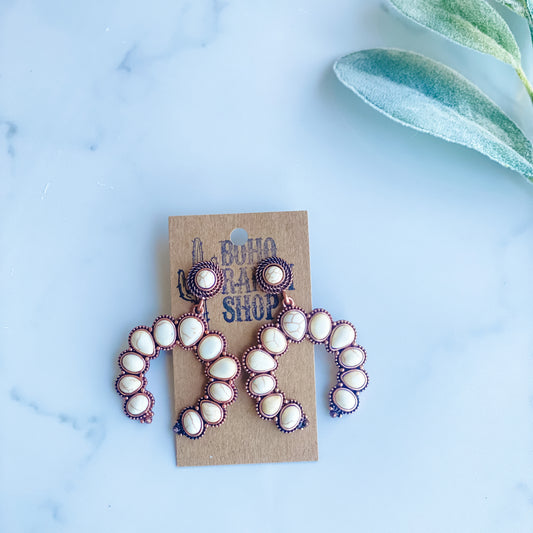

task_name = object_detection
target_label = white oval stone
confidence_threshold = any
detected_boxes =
[182,409,204,437]
[261,327,288,355]
[279,403,302,431]
[200,401,224,424]
[120,352,145,373]
[208,381,234,403]
[341,369,368,391]
[264,265,284,285]
[179,317,204,347]
[126,393,150,416]
[208,356,238,379]
[333,387,358,412]
[281,309,307,341]
[196,268,216,289]
[259,393,283,418]
[246,349,277,372]
[330,324,356,351]
[153,318,176,348]
[309,312,332,341]
[339,347,365,368]
[197,334,223,361]
[118,375,142,395]
[249,374,276,396]
[130,329,155,356]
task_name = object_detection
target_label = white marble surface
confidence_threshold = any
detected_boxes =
[1,1,533,532]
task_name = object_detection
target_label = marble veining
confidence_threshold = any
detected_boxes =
[10,388,106,461]
[1,120,17,157]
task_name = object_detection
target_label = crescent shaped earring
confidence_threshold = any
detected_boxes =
[115,261,240,440]
[241,257,368,433]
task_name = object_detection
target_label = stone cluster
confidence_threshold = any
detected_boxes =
[242,305,368,432]
[116,313,239,438]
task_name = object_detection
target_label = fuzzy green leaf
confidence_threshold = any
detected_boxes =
[334,49,533,181]
[493,0,533,41]
[390,0,522,68]
[529,0,533,40]
[493,0,529,18]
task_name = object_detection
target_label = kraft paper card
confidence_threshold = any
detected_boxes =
[169,211,318,466]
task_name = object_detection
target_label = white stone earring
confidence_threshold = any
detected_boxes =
[241,257,368,433]
[115,261,240,440]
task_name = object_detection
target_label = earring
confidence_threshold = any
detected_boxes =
[242,257,368,433]
[115,261,240,440]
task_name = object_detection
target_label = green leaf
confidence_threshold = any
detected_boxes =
[334,49,533,181]
[390,0,522,68]
[529,1,533,41]
[493,0,529,18]
[493,0,533,41]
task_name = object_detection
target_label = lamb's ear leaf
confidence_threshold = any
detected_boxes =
[526,0,533,41]
[493,0,529,18]
[485,0,533,42]
[390,0,522,68]
[334,49,533,182]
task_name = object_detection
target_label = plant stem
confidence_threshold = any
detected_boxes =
[516,65,533,103]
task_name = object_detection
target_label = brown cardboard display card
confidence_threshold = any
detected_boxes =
[169,211,318,466]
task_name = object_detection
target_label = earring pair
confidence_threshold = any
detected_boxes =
[115,257,368,439]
